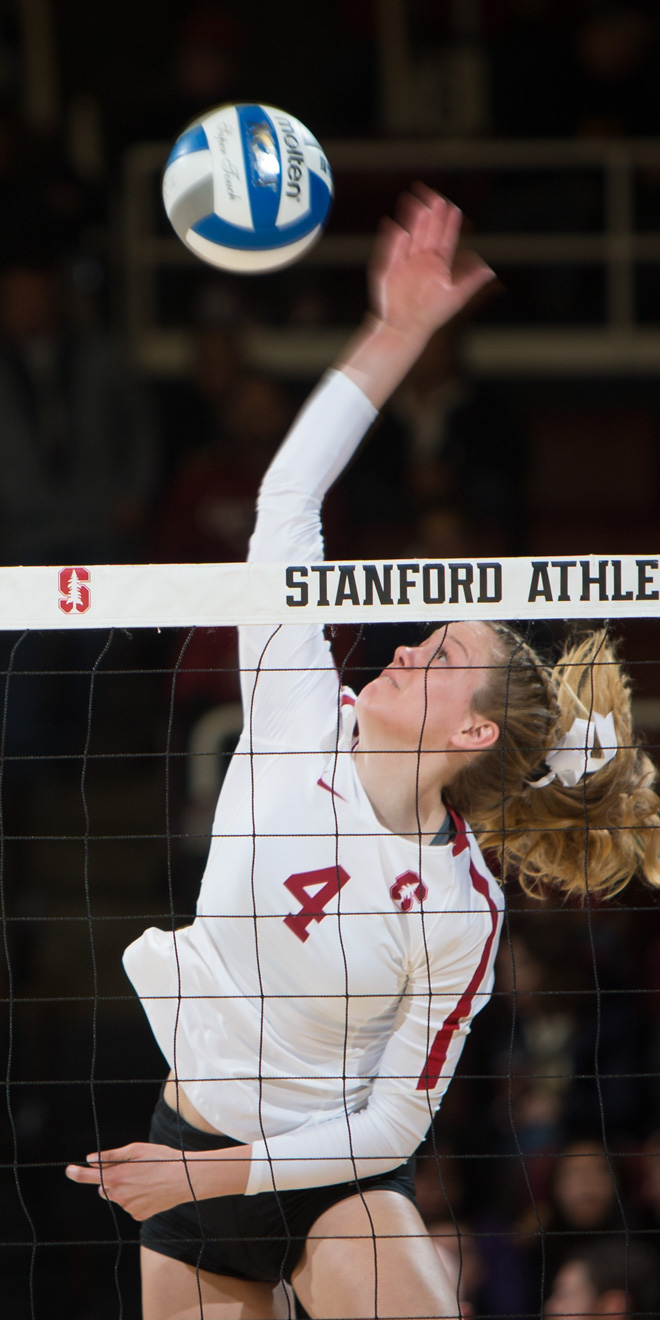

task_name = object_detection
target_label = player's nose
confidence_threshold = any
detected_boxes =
[394,645,417,667]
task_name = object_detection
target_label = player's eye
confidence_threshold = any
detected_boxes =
[430,646,448,666]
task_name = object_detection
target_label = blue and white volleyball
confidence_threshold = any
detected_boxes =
[162,103,333,273]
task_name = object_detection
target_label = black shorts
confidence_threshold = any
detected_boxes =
[140,1094,417,1285]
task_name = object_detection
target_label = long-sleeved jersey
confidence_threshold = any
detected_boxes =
[123,370,504,1196]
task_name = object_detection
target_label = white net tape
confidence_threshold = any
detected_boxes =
[4,555,659,629]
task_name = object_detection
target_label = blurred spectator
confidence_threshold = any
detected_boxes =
[0,259,154,565]
[416,1137,532,1319]
[326,0,378,133]
[636,1129,660,1237]
[0,252,156,800]
[0,101,97,265]
[488,2,660,321]
[415,1142,482,1318]
[155,324,244,482]
[573,3,660,139]
[118,4,246,149]
[640,928,660,1122]
[469,922,644,1168]
[415,1139,467,1225]
[489,4,579,138]
[545,1239,660,1317]
[490,1,660,139]
[154,369,293,567]
[539,1140,630,1285]
[562,940,645,1144]
[444,923,645,1317]
[481,932,577,1158]
[342,324,524,562]
[552,1141,620,1233]
[393,324,523,555]
[153,369,294,712]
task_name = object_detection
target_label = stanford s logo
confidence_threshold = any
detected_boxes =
[390,871,428,913]
[58,566,91,615]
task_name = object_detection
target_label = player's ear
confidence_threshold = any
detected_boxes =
[450,718,499,753]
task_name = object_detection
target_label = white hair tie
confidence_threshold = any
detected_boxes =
[529,711,617,790]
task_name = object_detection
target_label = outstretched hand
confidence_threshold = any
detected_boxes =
[65,1142,198,1220]
[369,186,495,342]
[337,186,495,409]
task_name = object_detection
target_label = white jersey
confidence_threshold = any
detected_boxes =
[123,370,504,1196]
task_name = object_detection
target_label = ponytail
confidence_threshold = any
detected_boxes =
[447,627,660,900]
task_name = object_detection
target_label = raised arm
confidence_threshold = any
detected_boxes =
[240,190,495,746]
[249,189,493,575]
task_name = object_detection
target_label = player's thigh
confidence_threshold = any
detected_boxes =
[141,1245,295,1320]
[291,1189,460,1320]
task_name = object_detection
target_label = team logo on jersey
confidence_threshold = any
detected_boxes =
[390,871,428,913]
[58,566,91,614]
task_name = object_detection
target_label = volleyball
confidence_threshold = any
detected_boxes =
[162,103,333,273]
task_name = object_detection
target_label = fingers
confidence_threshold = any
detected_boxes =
[396,186,465,270]
[409,202,435,259]
[65,1159,105,1185]
[435,198,463,270]
[64,1143,141,1186]
[65,1161,120,1207]
[370,215,409,280]
[396,190,434,258]
[403,185,496,296]
[410,185,455,254]
[89,1143,140,1162]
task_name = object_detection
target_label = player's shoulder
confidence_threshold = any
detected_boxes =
[317,684,358,755]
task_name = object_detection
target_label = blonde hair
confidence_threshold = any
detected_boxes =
[447,626,660,900]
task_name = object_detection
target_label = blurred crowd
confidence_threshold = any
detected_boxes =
[411,911,660,1315]
[36,0,660,152]
[0,1,659,1316]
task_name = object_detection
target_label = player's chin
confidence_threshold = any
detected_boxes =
[358,673,396,704]
[355,683,381,722]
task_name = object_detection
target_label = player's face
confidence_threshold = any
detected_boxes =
[356,622,497,756]
[544,1261,599,1316]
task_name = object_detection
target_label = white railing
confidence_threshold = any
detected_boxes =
[122,137,660,377]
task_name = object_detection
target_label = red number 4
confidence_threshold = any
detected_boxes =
[283,866,350,943]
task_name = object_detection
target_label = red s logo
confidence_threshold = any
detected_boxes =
[58,566,91,614]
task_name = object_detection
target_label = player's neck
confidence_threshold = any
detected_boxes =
[354,746,449,839]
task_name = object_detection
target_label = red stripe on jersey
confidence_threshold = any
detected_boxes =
[416,858,500,1092]
[317,776,347,802]
[340,692,356,707]
[448,805,469,856]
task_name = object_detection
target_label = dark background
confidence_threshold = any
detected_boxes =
[1,2,660,1316]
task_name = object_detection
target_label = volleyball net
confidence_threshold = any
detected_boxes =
[2,555,660,1319]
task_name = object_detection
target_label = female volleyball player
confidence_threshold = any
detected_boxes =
[67,189,660,1320]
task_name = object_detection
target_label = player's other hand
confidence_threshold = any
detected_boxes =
[369,186,495,342]
[65,1142,196,1220]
